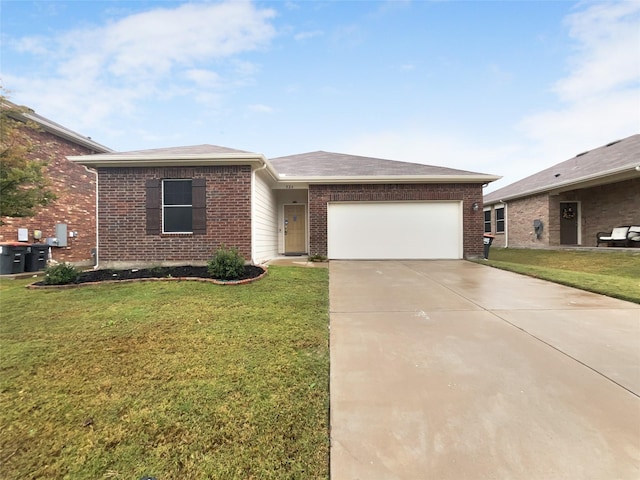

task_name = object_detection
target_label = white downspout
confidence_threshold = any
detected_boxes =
[84,165,100,269]
[251,162,268,265]
[500,200,508,248]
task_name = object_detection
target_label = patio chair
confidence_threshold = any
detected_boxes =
[596,226,630,247]
[627,226,640,247]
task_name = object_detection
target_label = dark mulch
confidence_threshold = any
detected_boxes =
[33,265,265,286]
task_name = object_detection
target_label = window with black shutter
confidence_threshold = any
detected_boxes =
[145,179,161,235]
[145,178,206,235]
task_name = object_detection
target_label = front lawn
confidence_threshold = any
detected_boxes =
[480,248,640,303]
[0,266,329,479]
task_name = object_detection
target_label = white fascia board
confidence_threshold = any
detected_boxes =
[276,174,502,185]
[68,152,270,168]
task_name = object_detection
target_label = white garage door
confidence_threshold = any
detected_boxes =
[327,201,462,259]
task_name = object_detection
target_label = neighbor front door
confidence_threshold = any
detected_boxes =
[284,204,306,254]
[560,202,579,245]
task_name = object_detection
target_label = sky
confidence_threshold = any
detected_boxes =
[1,0,639,193]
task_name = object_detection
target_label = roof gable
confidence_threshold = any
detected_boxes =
[3,100,112,153]
[93,144,253,157]
[484,134,640,203]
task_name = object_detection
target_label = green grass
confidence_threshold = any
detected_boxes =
[0,266,329,479]
[478,248,640,303]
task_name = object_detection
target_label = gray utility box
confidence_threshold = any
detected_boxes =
[25,244,49,272]
[0,243,30,275]
[55,223,68,247]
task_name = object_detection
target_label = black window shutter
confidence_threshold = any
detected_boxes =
[192,178,206,235]
[145,179,161,234]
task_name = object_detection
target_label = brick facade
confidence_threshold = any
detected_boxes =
[487,193,549,248]
[309,183,485,258]
[562,178,640,247]
[96,166,252,267]
[0,127,99,264]
[487,178,639,248]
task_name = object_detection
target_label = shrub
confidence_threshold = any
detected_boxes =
[207,245,246,280]
[44,263,81,285]
[308,254,327,262]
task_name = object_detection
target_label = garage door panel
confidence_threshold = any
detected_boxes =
[328,202,461,259]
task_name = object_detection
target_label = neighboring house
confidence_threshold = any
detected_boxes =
[483,134,640,248]
[69,146,500,267]
[0,103,112,264]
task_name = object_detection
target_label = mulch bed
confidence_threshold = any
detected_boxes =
[29,265,266,288]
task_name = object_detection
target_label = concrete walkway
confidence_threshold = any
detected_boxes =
[330,260,640,480]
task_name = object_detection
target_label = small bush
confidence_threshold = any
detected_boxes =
[208,245,246,280]
[44,263,81,285]
[308,254,327,262]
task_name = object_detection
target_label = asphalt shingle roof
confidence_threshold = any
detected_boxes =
[270,151,489,177]
[484,134,640,203]
[69,145,499,182]
[88,144,254,157]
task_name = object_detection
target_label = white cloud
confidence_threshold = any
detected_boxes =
[520,1,640,147]
[248,103,274,113]
[487,63,514,86]
[294,30,324,41]
[338,128,520,176]
[519,89,639,154]
[554,2,640,101]
[341,2,640,193]
[5,1,277,129]
[102,2,276,78]
[337,128,573,194]
[12,36,49,55]
[184,69,222,89]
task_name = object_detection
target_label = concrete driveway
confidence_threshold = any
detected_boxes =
[330,260,640,480]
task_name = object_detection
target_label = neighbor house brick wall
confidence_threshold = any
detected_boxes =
[563,178,640,246]
[0,127,98,264]
[493,193,550,248]
[97,166,252,266]
[309,183,484,258]
[489,177,639,248]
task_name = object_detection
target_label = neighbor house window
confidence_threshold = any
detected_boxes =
[484,209,492,233]
[163,179,193,233]
[495,206,505,233]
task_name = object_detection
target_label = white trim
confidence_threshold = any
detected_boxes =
[68,152,271,166]
[499,201,508,247]
[495,205,506,234]
[277,174,501,184]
